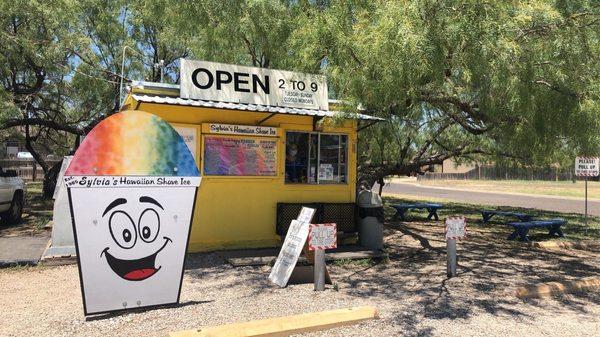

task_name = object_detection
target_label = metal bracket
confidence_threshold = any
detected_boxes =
[257,112,277,125]
[357,121,379,132]
[313,116,324,131]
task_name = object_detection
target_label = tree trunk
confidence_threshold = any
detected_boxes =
[24,124,49,173]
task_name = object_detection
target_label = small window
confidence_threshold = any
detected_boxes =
[285,132,347,184]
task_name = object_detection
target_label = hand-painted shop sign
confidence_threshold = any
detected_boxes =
[308,223,337,251]
[575,157,599,177]
[64,110,201,315]
[180,59,329,110]
[269,207,316,287]
[208,123,277,137]
[445,217,467,241]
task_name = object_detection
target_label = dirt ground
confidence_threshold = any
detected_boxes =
[1,206,599,337]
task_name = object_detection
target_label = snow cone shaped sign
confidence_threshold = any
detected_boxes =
[64,110,201,315]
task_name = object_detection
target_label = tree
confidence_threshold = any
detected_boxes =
[290,0,599,187]
[0,0,81,171]
[1,0,597,196]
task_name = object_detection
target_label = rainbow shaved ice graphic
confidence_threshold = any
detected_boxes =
[65,110,200,315]
[66,110,198,177]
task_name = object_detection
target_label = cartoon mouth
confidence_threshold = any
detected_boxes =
[101,237,172,281]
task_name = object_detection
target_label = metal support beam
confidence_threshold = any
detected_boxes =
[257,112,277,125]
[313,116,324,131]
[357,121,379,132]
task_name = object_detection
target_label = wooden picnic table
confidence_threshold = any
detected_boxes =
[506,219,566,242]
[481,210,534,223]
[391,203,443,221]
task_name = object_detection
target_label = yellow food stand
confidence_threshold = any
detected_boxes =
[121,60,382,252]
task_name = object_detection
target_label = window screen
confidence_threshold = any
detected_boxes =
[285,132,347,184]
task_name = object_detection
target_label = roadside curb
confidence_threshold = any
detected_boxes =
[0,259,38,268]
[529,240,600,252]
[39,255,78,266]
[515,277,600,299]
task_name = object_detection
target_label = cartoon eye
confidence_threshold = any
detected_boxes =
[108,211,137,249]
[138,208,160,243]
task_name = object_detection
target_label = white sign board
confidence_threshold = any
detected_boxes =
[575,157,599,177]
[268,207,316,287]
[180,60,329,110]
[318,164,334,181]
[308,223,337,251]
[65,111,201,315]
[173,126,198,161]
[297,207,316,223]
[445,217,467,240]
[208,123,277,137]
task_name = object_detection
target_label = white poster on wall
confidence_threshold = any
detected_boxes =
[173,126,198,162]
[180,60,329,110]
[318,164,334,181]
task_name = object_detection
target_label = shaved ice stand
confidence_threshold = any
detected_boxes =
[121,60,383,253]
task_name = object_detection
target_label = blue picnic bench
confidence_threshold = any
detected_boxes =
[391,203,443,221]
[481,210,534,223]
[507,219,566,242]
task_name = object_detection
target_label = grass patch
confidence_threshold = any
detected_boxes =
[25,182,43,195]
[0,181,53,237]
[383,195,600,241]
[415,179,600,199]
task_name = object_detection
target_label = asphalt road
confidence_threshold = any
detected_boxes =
[380,182,600,216]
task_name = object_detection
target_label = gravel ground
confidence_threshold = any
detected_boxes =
[1,219,599,337]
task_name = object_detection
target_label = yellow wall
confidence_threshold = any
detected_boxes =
[124,96,358,252]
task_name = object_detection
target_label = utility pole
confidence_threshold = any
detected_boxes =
[154,60,165,83]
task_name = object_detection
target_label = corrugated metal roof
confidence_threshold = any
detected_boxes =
[130,94,385,121]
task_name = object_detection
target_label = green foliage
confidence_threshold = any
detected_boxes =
[293,1,599,174]
[0,0,597,179]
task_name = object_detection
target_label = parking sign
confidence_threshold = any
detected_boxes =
[575,157,599,177]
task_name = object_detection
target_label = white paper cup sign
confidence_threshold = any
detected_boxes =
[309,223,337,250]
[64,110,201,315]
[445,217,466,240]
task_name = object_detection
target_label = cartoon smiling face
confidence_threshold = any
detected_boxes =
[67,186,197,315]
[101,196,172,281]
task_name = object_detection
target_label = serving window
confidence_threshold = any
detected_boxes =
[285,132,347,184]
[203,135,277,176]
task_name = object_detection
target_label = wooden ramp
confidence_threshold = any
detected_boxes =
[169,306,379,337]
[225,246,387,267]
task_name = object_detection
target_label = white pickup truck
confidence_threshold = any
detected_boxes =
[0,168,25,224]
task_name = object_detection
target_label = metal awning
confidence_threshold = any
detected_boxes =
[130,93,385,122]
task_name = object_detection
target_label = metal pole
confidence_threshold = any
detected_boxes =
[119,46,131,104]
[314,249,325,291]
[585,176,588,236]
[446,239,457,278]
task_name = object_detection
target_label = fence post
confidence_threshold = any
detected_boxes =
[32,161,37,182]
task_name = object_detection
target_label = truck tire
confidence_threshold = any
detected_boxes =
[2,192,23,225]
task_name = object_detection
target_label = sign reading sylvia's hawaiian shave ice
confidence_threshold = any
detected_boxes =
[65,110,201,315]
[180,60,328,110]
[208,123,277,137]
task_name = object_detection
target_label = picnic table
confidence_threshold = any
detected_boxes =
[391,203,443,221]
[481,210,534,223]
[506,219,566,242]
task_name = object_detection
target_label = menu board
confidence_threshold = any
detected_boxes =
[204,136,277,176]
